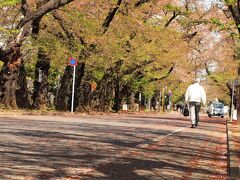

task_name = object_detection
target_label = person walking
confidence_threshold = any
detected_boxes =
[185,79,206,128]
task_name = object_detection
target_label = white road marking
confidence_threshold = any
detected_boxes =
[138,127,186,148]
[153,127,185,142]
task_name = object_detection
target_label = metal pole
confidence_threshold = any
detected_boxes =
[159,91,161,112]
[195,59,197,79]
[139,92,141,112]
[231,80,235,121]
[71,65,76,113]
[162,88,165,112]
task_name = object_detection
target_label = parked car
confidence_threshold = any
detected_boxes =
[207,102,224,118]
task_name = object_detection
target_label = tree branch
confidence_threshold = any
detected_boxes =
[17,0,74,29]
[134,0,151,7]
[31,0,48,36]
[183,31,197,41]
[237,0,240,13]
[165,11,178,27]
[102,0,123,34]
[53,12,74,40]
[228,5,240,34]
[53,11,86,47]
[204,62,211,76]
[149,64,176,82]
[122,60,154,76]
[21,0,29,16]
[102,0,153,34]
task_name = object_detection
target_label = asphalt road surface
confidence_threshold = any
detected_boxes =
[0,112,228,179]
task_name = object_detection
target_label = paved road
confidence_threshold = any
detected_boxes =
[0,112,228,179]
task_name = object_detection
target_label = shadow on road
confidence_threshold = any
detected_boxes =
[0,114,228,179]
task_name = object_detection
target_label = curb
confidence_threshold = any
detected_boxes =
[0,110,87,118]
[0,110,175,118]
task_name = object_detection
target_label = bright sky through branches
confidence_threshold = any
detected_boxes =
[202,0,223,9]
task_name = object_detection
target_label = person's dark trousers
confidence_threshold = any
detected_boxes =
[195,102,201,126]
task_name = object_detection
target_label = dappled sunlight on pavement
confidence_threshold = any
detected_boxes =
[0,113,228,179]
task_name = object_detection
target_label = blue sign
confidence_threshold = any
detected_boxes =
[69,58,77,66]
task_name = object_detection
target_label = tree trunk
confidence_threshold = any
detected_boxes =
[228,4,240,120]
[147,98,151,111]
[112,61,123,112]
[236,83,240,120]
[0,0,76,109]
[55,66,72,111]
[90,61,123,112]
[16,62,31,109]
[32,49,50,109]
[56,63,85,111]
[75,81,91,112]
[112,77,121,112]
[73,63,85,111]
[117,83,132,111]
[151,91,159,111]
[0,48,30,109]
[127,92,135,111]
[90,74,115,112]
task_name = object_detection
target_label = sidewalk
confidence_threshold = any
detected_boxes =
[227,120,240,179]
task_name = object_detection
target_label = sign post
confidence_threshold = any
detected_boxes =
[69,58,78,113]
[38,70,42,82]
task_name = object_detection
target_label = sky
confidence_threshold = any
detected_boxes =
[202,0,223,9]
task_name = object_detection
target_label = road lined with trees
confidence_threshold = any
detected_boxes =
[0,0,238,112]
[0,113,227,179]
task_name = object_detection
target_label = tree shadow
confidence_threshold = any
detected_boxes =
[0,114,228,179]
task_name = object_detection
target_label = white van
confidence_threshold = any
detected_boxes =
[207,102,224,118]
